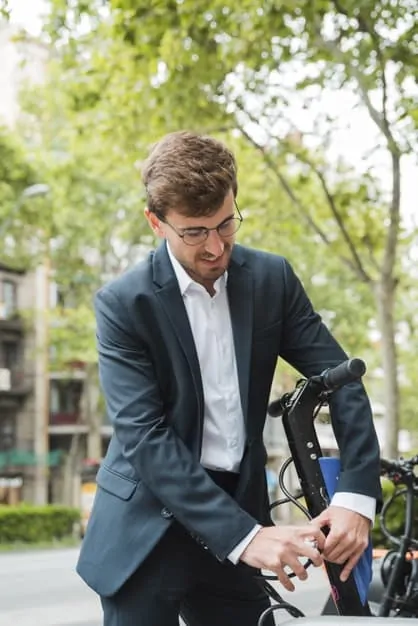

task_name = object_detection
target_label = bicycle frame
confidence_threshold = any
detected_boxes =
[278,376,371,616]
[378,489,416,616]
[376,459,418,617]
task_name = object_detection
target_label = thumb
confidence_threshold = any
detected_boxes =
[304,521,326,551]
[310,510,331,527]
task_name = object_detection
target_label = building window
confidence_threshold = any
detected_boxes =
[49,380,83,424]
[56,285,76,309]
[0,413,15,452]
[2,281,17,319]
[1,341,19,370]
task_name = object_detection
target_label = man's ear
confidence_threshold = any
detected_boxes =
[144,208,165,238]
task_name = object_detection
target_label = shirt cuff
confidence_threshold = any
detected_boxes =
[331,492,376,523]
[227,525,262,564]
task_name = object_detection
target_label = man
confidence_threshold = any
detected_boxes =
[77,130,382,626]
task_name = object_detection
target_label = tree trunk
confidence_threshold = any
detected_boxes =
[374,279,399,458]
[62,431,84,506]
[83,364,102,461]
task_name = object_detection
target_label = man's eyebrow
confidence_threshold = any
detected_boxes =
[182,213,235,230]
[217,213,235,225]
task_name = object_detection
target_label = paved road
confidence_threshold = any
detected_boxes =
[0,547,330,626]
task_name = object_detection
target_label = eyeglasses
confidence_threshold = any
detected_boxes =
[156,202,243,246]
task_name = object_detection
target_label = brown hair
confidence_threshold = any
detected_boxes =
[141,130,238,217]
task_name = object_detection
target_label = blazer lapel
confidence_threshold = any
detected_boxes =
[227,247,253,424]
[152,243,204,416]
[152,243,253,428]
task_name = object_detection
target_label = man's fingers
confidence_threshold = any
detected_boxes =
[323,531,369,564]
[304,525,326,551]
[239,524,326,589]
[302,545,323,567]
[285,557,309,582]
[294,536,323,568]
[276,567,295,592]
[310,512,330,530]
[340,552,361,582]
[322,529,341,554]
[323,539,348,563]
[325,548,351,565]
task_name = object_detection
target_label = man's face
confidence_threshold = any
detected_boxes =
[146,189,237,292]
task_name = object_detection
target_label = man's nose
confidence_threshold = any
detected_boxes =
[204,229,224,256]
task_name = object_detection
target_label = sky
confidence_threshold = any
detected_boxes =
[6,0,417,226]
[8,0,48,34]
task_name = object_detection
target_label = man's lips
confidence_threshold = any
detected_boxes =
[200,257,221,263]
[200,250,228,263]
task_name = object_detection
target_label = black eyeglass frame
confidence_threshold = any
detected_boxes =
[155,201,243,246]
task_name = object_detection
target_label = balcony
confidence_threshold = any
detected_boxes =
[0,300,24,334]
[0,315,24,334]
[48,379,85,434]
[48,410,89,435]
[49,411,80,426]
[0,368,31,406]
[0,445,63,472]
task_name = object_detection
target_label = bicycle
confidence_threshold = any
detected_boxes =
[366,454,418,617]
[257,358,374,625]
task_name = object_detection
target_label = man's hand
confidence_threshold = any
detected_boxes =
[311,506,370,582]
[239,525,325,591]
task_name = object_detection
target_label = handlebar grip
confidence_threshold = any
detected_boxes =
[380,457,402,474]
[321,358,366,391]
[267,398,285,418]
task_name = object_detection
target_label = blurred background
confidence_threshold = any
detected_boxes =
[0,0,416,529]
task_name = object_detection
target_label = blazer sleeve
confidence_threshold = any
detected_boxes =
[94,287,257,560]
[279,259,382,502]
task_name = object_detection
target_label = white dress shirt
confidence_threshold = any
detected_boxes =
[167,244,375,563]
[167,245,245,472]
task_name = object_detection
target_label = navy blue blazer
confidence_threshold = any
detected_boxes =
[76,242,381,597]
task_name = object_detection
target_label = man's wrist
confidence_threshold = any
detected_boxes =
[227,525,262,564]
[331,492,376,524]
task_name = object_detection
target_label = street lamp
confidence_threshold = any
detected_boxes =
[21,184,50,199]
[0,184,50,240]
[0,183,51,246]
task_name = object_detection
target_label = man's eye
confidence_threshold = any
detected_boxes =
[218,219,234,232]
[183,229,206,238]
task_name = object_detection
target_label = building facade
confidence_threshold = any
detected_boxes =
[0,22,110,508]
[0,263,37,503]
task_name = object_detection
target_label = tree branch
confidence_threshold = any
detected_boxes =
[236,125,330,244]
[383,151,401,281]
[308,165,373,283]
[361,234,384,275]
[234,98,375,282]
[314,13,402,285]
[315,10,399,155]
[236,120,368,279]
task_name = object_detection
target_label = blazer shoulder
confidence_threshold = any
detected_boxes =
[95,251,155,303]
[235,244,291,274]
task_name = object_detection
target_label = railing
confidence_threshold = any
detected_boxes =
[0,448,62,469]
[0,368,30,394]
[0,312,23,331]
[49,411,80,425]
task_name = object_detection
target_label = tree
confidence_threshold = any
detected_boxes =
[13,59,156,502]
[0,125,38,255]
[40,0,418,455]
[0,1,9,20]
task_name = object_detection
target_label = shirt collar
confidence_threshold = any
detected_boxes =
[166,243,227,296]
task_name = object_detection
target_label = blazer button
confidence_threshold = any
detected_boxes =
[161,507,174,519]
